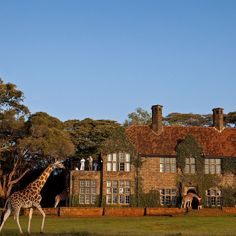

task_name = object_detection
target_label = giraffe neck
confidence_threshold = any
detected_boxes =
[29,164,54,192]
[189,193,201,200]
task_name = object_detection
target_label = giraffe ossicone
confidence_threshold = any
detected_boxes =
[0,161,65,234]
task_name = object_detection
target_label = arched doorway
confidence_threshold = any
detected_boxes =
[187,188,199,209]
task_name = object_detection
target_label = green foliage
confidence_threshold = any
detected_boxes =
[100,126,137,157]
[222,158,236,174]
[132,154,143,169]
[125,107,236,127]
[164,113,212,126]
[0,79,29,115]
[176,135,203,172]
[225,112,236,127]
[64,119,120,158]
[124,107,151,126]
[130,190,160,207]
[176,135,220,205]
[18,112,75,165]
[221,187,236,207]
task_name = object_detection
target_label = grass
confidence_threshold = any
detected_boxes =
[1,215,236,236]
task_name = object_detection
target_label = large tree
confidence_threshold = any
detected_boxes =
[64,118,120,159]
[0,79,30,199]
[0,79,75,200]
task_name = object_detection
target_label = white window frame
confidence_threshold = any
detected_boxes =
[205,159,221,174]
[160,158,176,173]
[107,152,131,172]
[185,157,196,174]
[205,188,222,207]
[159,188,177,206]
[106,180,131,205]
[79,180,97,205]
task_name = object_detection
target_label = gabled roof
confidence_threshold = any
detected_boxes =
[126,125,236,158]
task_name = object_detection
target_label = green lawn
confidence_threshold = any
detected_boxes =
[1,215,236,236]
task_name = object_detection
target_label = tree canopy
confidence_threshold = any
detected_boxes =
[63,118,120,159]
[0,79,75,199]
[124,107,236,127]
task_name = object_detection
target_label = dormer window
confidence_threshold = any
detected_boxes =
[107,152,131,172]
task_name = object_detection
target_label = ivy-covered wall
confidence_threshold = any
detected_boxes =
[176,135,236,207]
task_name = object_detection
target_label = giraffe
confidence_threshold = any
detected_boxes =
[181,192,202,209]
[54,186,69,208]
[0,161,65,234]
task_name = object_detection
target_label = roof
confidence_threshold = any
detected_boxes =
[126,125,236,157]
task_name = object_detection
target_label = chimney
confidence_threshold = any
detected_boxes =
[212,107,224,131]
[151,104,163,133]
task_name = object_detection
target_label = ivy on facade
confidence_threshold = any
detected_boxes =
[176,135,236,207]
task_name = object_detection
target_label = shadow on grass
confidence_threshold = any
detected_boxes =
[0,231,96,236]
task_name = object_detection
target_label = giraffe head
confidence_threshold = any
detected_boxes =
[52,161,65,170]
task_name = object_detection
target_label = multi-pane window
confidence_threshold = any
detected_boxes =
[205,188,222,207]
[107,153,117,171]
[205,159,221,174]
[107,153,130,172]
[185,157,196,174]
[160,188,177,206]
[79,180,97,204]
[160,158,176,173]
[106,180,131,205]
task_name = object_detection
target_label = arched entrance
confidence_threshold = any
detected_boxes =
[186,188,199,209]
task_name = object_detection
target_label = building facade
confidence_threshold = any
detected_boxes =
[70,105,236,208]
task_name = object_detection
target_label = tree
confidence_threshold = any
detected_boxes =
[164,113,212,126]
[0,79,75,200]
[0,111,75,199]
[18,112,75,165]
[0,79,30,199]
[225,112,236,127]
[64,118,120,159]
[124,108,151,126]
[124,107,214,127]
[0,79,29,114]
[100,126,137,155]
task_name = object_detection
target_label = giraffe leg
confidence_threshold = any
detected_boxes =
[28,208,33,234]
[0,208,11,232]
[15,210,23,234]
[54,196,60,208]
[36,206,46,233]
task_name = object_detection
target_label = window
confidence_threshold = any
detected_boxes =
[205,159,221,174]
[107,153,131,172]
[160,158,176,173]
[106,180,131,205]
[205,188,222,207]
[185,157,196,174]
[79,180,97,205]
[160,188,177,206]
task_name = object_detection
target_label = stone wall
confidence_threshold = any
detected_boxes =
[70,170,101,195]
[140,157,177,193]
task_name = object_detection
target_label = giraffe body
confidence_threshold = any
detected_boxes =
[181,192,202,209]
[0,161,64,234]
[54,187,69,208]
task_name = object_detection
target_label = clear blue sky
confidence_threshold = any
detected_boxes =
[1,0,236,123]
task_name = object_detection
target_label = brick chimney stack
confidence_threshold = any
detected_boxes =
[212,107,224,131]
[151,104,163,134]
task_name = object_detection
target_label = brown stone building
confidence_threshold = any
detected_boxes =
[70,105,236,208]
